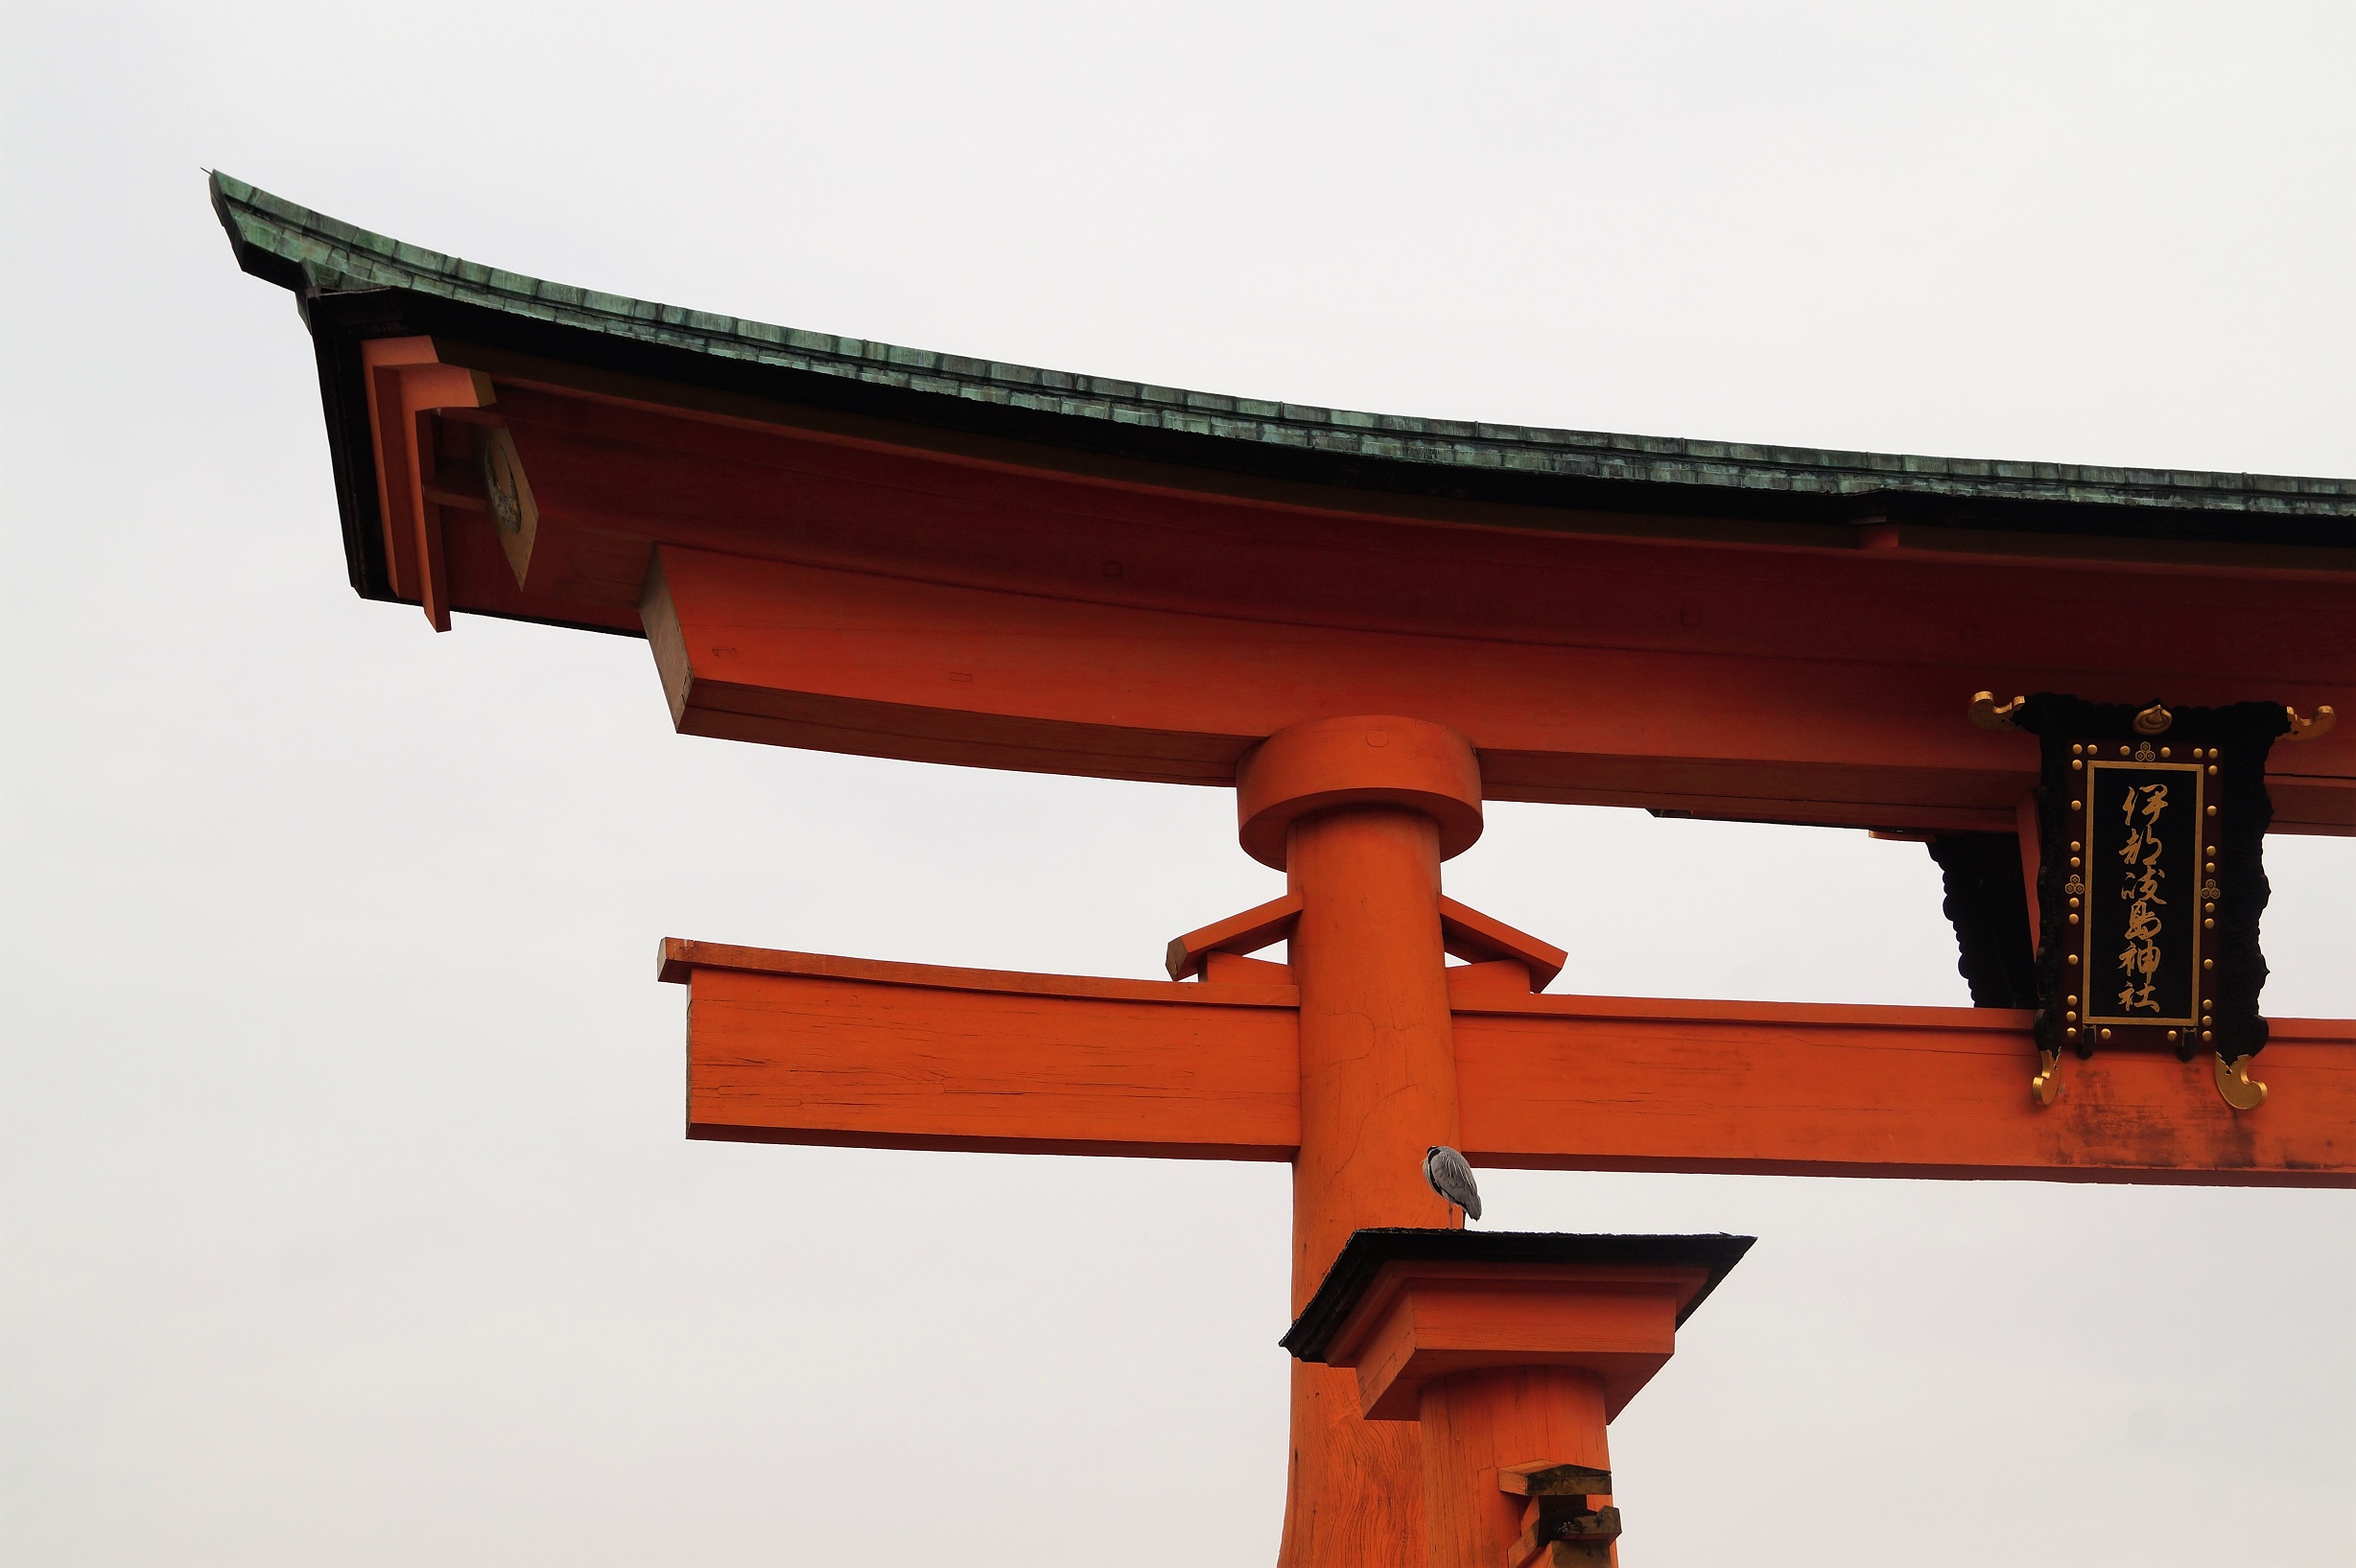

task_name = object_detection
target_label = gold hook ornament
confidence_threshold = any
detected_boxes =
[2031,1048,2063,1107]
[2283,706,2335,742]
[1970,691,2025,732]
[2213,1054,2267,1111]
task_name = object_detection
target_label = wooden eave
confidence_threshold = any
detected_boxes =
[213,175,2356,836]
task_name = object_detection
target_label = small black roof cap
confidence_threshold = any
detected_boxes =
[1281,1228,1755,1363]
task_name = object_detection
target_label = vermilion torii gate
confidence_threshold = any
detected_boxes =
[215,175,2355,1565]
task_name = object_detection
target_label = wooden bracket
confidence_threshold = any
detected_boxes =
[358,338,498,631]
[1498,1463,1612,1497]
[1439,897,1567,991]
[1500,1464,1619,1568]
[1166,894,1302,980]
[1167,892,1565,990]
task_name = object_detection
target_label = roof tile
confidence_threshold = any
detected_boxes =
[205,173,2355,523]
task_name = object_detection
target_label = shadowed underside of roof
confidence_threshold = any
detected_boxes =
[211,172,2353,527]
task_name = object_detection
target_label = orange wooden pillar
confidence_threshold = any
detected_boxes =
[1239,717,1486,1568]
[1421,1370,1614,1567]
[1283,1229,1752,1568]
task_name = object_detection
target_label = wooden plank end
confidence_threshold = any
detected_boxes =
[1498,1462,1613,1496]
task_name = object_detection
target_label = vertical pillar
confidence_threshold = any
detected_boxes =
[1420,1369,1610,1568]
[1237,717,1486,1568]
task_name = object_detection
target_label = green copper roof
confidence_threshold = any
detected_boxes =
[212,172,2352,520]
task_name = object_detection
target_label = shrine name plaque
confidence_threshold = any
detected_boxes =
[1991,693,2313,1109]
[2074,749,2209,1038]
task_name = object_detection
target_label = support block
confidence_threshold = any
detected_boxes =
[1284,1229,1752,1568]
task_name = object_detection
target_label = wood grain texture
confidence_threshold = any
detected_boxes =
[639,540,2354,835]
[1280,806,1464,1568]
[1166,893,1302,979]
[676,948,1298,1160]
[356,339,493,633]
[1453,995,2356,1186]
[1328,1262,1706,1422]
[657,937,1295,1005]
[1508,1501,1622,1568]
[665,942,2354,1185]
[1419,1368,1612,1568]
[1498,1463,1614,1497]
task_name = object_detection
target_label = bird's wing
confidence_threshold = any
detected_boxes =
[1431,1146,1481,1220]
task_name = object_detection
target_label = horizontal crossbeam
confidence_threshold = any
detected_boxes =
[669,941,1300,1160]
[1450,995,2353,1183]
[663,940,2355,1186]
[639,545,2354,838]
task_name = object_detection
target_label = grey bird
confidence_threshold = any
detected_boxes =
[1424,1145,1481,1222]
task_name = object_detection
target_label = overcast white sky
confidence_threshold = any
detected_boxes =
[3,5,2351,1565]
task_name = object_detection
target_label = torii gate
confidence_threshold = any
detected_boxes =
[214,175,2355,1565]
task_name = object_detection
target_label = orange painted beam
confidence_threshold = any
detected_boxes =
[298,346,2353,831]
[1451,994,2356,1187]
[640,544,2355,834]
[668,940,1301,1160]
[663,941,2356,1186]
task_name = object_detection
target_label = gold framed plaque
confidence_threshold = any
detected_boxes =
[2072,751,2207,1041]
[2006,695,2292,1083]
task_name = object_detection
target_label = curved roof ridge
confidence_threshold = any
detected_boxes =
[210,172,2353,519]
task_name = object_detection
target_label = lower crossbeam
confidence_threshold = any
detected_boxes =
[662,939,2355,1186]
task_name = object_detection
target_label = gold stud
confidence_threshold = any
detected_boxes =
[2071,800,2083,811]
[2069,914,2081,924]
[2100,1027,2113,1041]
[2202,1030,2214,1043]
[2072,759,2083,771]
[2070,841,2082,852]
[2071,743,2084,756]
[2067,995,2079,1006]
[2065,1011,2078,1022]
[2203,958,2213,971]
[2070,856,2082,868]
[2119,745,2131,758]
[2065,1026,2079,1041]
[2203,918,2214,929]
[2167,1029,2179,1043]
[2068,897,2082,909]
[2204,902,2215,915]
[2160,746,2171,759]
[2205,804,2217,816]
[2069,953,2081,966]
[2206,764,2217,776]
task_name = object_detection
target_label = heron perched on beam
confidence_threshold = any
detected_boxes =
[1424,1145,1481,1222]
